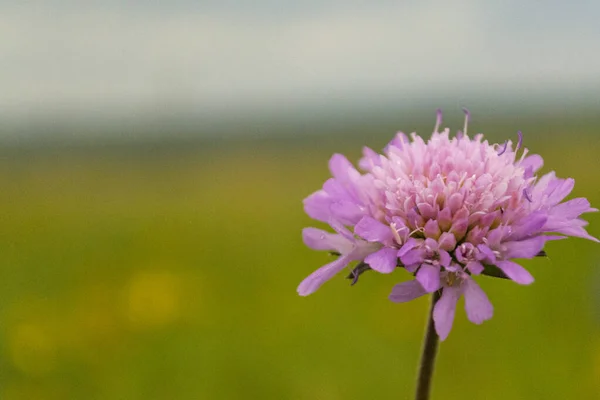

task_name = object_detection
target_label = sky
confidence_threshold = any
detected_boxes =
[1,1,600,133]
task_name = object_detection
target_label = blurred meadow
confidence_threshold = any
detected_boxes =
[0,114,598,400]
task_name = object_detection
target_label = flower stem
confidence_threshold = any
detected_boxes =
[415,291,441,400]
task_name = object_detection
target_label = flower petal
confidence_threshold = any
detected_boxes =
[433,286,461,341]
[439,250,451,267]
[519,154,544,176]
[504,236,547,259]
[330,200,363,225]
[389,280,428,303]
[364,248,398,273]
[297,255,352,296]
[328,218,355,241]
[424,219,441,238]
[545,178,574,206]
[496,260,534,285]
[549,197,597,219]
[530,171,555,198]
[543,222,600,242]
[463,278,493,324]
[302,228,352,253]
[329,153,359,183]
[322,177,350,199]
[354,216,393,243]
[358,146,381,171]
[466,261,484,275]
[303,190,331,223]
[397,238,419,258]
[416,264,441,293]
[400,248,425,267]
[477,244,497,264]
[438,232,457,251]
[509,211,547,240]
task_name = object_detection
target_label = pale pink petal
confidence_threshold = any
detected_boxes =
[416,264,441,293]
[322,178,349,200]
[530,171,556,198]
[364,248,397,273]
[328,218,355,241]
[544,177,574,206]
[496,260,534,285]
[463,278,494,324]
[543,223,600,242]
[400,248,426,267]
[485,227,505,248]
[302,228,352,253]
[389,280,428,303]
[503,236,548,259]
[433,286,461,341]
[328,153,359,182]
[358,146,381,171]
[519,154,543,175]
[355,216,393,243]
[303,190,331,223]
[466,261,484,275]
[439,250,451,267]
[550,198,597,219]
[509,211,547,240]
[330,200,363,225]
[297,255,352,296]
[424,238,439,251]
[424,219,440,237]
[477,244,497,264]
[397,238,419,258]
[438,232,457,251]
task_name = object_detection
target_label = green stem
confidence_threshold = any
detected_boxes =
[415,291,441,400]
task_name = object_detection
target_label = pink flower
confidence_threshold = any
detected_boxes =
[298,110,598,339]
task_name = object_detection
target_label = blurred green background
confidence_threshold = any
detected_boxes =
[0,114,598,400]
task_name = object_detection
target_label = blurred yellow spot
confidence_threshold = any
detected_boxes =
[8,323,56,376]
[125,271,181,329]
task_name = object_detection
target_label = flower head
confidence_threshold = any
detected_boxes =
[298,110,598,340]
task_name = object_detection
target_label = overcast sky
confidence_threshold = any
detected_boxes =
[1,1,600,127]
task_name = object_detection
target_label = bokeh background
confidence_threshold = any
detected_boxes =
[1,2,600,399]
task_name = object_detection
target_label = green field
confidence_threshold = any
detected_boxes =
[0,118,598,399]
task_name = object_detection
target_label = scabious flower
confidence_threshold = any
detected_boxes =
[298,110,598,340]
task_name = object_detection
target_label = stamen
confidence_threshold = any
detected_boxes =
[497,141,508,155]
[462,107,470,137]
[434,109,442,133]
[409,227,424,237]
[390,223,403,245]
[516,131,523,152]
[518,147,529,163]
[523,188,533,203]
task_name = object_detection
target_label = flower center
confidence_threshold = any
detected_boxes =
[446,272,459,287]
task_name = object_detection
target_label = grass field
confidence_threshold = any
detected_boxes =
[0,117,598,399]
